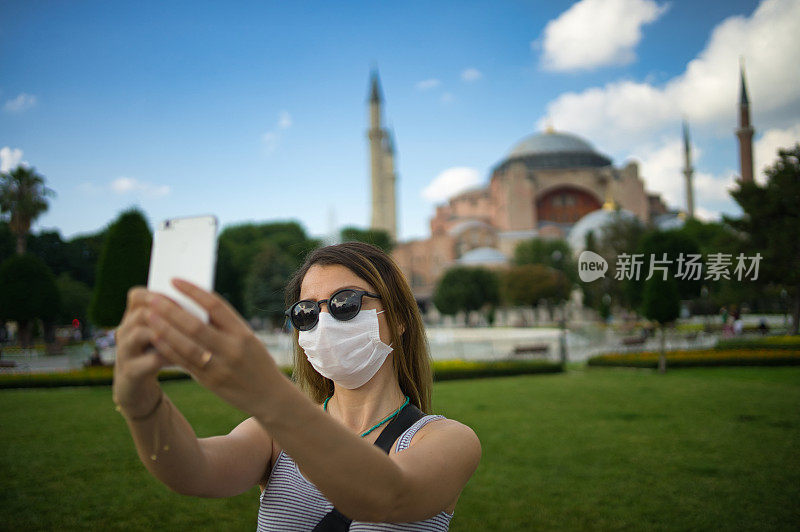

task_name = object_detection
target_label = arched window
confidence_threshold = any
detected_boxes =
[536,186,602,225]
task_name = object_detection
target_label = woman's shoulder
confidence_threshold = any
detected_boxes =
[396,414,480,454]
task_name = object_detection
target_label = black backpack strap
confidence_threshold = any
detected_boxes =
[312,507,352,532]
[373,402,426,454]
[312,402,427,531]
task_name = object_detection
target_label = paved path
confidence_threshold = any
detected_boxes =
[0,323,729,374]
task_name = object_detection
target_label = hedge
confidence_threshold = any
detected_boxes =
[431,359,562,381]
[0,367,192,389]
[714,335,800,350]
[0,359,563,389]
[587,348,800,369]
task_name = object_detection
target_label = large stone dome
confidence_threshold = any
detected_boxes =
[499,130,612,171]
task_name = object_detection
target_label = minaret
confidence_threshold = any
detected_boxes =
[367,69,397,240]
[683,119,695,218]
[736,61,754,183]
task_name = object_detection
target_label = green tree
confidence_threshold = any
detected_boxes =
[216,221,319,316]
[501,264,570,322]
[641,274,680,373]
[0,221,14,265]
[63,229,107,287]
[88,208,152,327]
[244,242,297,328]
[340,226,394,253]
[0,166,56,255]
[724,144,800,335]
[56,273,92,337]
[579,212,647,315]
[676,217,748,314]
[0,253,60,347]
[513,238,577,284]
[625,229,702,310]
[433,267,499,324]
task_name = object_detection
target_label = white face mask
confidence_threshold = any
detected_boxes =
[298,309,394,389]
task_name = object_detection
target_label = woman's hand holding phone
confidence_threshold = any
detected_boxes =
[142,278,282,418]
[112,287,171,418]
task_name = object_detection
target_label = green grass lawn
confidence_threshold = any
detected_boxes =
[1,365,799,531]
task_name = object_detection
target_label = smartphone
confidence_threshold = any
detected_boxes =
[147,215,218,323]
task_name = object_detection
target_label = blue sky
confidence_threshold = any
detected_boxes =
[2,0,798,242]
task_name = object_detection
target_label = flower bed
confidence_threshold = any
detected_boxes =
[587,348,800,368]
[0,359,562,389]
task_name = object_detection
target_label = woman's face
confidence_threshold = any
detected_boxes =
[299,263,392,346]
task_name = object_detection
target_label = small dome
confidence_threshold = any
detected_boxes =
[567,208,637,254]
[457,247,507,266]
[653,212,685,231]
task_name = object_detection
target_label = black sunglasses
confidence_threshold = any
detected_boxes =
[285,288,382,331]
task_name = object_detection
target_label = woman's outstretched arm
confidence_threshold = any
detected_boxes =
[115,288,272,498]
[145,279,481,522]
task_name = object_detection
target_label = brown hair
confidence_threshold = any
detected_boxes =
[285,241,432,413]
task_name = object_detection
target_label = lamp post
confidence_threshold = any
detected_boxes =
[701,285,709,333]
[781,289,788,332]
[551,248,568,369]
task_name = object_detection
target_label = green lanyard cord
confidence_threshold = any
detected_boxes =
[323,395,410,437]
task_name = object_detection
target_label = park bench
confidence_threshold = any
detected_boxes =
[620,336,647,346]
[0,360,17,368]
[512,344,550,356]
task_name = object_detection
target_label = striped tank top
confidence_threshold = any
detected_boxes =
[257,414,455,531]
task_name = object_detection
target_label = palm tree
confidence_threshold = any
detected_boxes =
[0,166,55,254]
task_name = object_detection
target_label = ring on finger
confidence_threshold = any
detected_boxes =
[200,351,213,368]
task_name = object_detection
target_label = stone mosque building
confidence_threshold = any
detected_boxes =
[367,66,755,300]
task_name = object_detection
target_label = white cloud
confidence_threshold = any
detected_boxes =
[261,110,293,154]
[110,177,170,197]
[262,131,278,153]
[539,0,800,151]
[77,182,102,195]
[634,138,686,208]
[634,137,737,215]
[538,0,668,72]
[3,93,37,113]
[461,68,482,82]
[693,170,739,213]
[422,167,482,203]
[278,110,292,129]
[694,206,720,222]
[754,122,800,182]
[440,92,454,104]
[0,147,27,172]
[415,79,441,91]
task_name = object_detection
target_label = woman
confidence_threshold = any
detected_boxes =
[113,242,481,530]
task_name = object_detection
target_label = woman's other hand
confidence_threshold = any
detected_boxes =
[143,278,281,416]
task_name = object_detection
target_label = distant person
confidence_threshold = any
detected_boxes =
[758,320,770,336]
[113,242,480,530]
[85,346,105,367]
[733,316,744,336]
[722,317,734,338]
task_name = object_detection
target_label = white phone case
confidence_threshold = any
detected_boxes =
[147,215,218,323]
